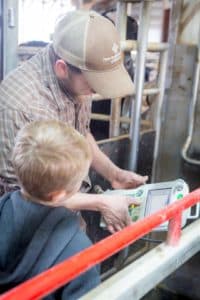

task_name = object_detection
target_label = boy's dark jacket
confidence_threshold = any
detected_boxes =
[0,191,100,299]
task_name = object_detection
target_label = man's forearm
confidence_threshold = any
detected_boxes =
[86,132,120,183]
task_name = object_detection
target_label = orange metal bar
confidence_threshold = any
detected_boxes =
[0,188,200,300]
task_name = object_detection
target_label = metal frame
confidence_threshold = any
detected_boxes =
[90,1,163,139]
[2,0,19,77]
[83,219,200,300]
[121,40,168,52]
[91,0,169,264]
[109,1,128,137]
[90,0,169,178]
[151,0,181,182]
[151,46,169,181]
[129,0,152,171]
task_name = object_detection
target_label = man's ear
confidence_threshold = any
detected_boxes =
[54,59,68,79]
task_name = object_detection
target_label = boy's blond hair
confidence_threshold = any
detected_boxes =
[12,120,91,202]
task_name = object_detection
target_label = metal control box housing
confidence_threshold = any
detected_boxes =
[102,179,190,231]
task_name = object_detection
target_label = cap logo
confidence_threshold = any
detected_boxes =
[112,43,119,54]
[103,42,121,65]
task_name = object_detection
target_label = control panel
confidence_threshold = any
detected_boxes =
[101,179,192,231]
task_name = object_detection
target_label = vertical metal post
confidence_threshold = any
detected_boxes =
[3,0,18,77]
[151,0,182,181]
[165,0,182,90]
[0,0,3,80]
[109,97,122,137]
[109,1,127,137]
[129,0,152,171]
[116,1,127,41]
[151,49,169,182]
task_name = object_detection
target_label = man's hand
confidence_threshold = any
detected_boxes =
[100,195,141,234]
[111,169,148,190]
[86,133,148,190]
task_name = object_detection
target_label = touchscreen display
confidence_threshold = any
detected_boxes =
[145,188,171,216]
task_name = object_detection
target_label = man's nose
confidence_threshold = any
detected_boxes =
[90,88,95,94]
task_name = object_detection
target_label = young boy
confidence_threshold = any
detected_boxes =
[0,120,100,299]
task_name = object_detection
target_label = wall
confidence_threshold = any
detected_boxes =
[179,0,200,45]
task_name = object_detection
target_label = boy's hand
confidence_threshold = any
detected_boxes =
[49,192,141,234]
[100,195,141,234]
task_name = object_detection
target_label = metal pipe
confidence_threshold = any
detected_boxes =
[151,49,169,182]
[91,113,110,121]
[116,2,127,41]
[109,2,128,137]
[121,40,169,52]
[136,87,160,95]
[120,117,151,126]
[165,0,182,89]
[3,0,19,77]
[129,0,152,171]
[91,113,152,127]
[118,0,149,2]
[97,134,129,145]
[110,97,122,137]
[100,242,149,282]
[1,188,200,300]
[91,88,160,101]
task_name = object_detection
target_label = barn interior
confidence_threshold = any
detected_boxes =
[0,1,200,299]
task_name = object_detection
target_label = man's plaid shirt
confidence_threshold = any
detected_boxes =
[0,45,91,193]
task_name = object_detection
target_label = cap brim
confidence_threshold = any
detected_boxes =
[82,63,134,99]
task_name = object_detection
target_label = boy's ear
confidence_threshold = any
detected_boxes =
[54,59,69,79]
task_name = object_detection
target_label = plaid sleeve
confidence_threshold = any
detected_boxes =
[0,109,31,183]
[78,99,92,136]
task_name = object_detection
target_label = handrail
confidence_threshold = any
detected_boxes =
[83,219,200,300]
[1,188,200,300]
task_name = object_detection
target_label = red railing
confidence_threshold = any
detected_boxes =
[1,188,200,300]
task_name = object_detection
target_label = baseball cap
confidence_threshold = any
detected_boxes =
[53,10,134,98]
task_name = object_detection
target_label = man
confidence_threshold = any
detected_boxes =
[0,10,147,233]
